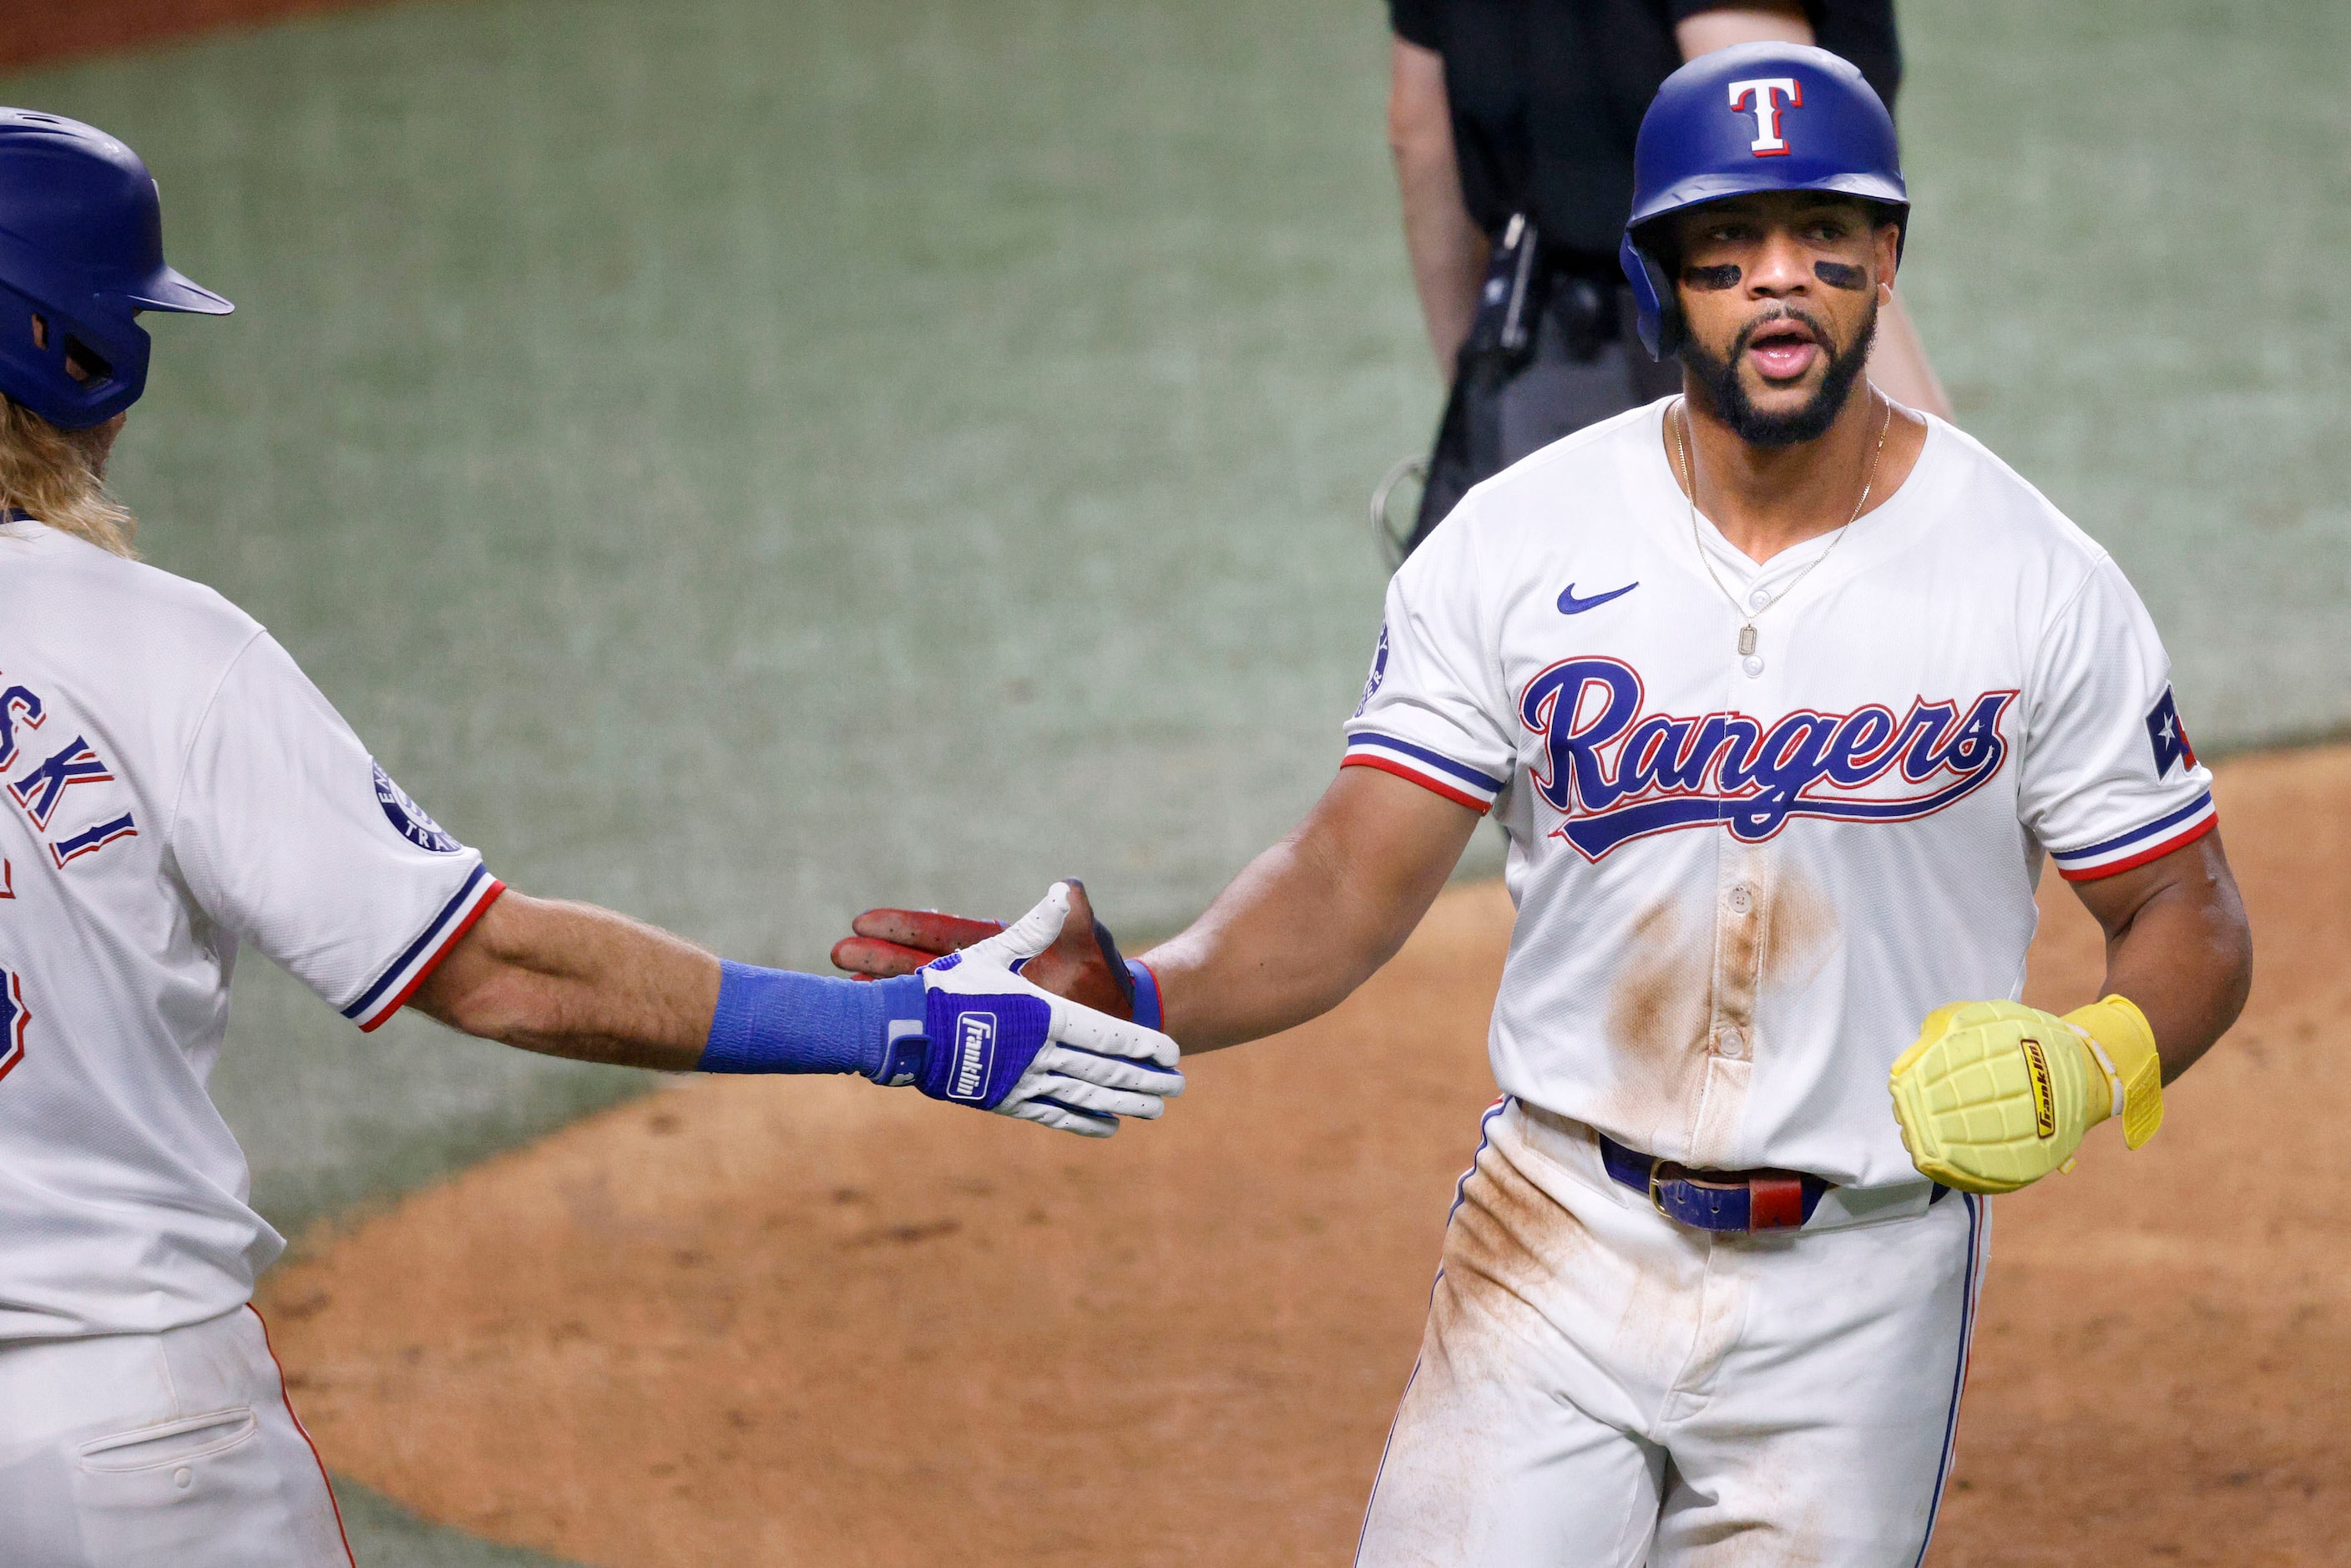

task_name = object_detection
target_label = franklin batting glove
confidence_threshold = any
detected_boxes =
[831,878,1158,1026]
[1888,995,2164,1194]
[871,883,1183,1138]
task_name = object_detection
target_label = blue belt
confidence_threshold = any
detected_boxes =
[1597,1133,1948,1232]
[1598,1132,1828,1232]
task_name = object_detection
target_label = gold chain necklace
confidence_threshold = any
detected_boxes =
[1673,393,1891,656]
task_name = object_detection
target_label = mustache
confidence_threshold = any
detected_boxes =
[1732,306,1842,365]
[1682,295,1879,448]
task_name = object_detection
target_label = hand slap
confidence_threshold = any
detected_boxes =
[836,878,1150,1021]
[912,883,1182,1138]
[832,909,1006,979]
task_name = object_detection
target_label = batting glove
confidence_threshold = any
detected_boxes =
[1888,994,2163,1194]
[870,883,1183,1138]
[832,877,1155,1025]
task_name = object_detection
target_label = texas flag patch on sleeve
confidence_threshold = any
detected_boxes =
[2145,686,2197,778]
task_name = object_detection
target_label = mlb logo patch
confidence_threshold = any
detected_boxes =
[373,761,463,853]
[949,1012,997,1101]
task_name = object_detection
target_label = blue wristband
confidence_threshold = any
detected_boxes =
[698,963,925,1078]
[1125,959,1162,1032]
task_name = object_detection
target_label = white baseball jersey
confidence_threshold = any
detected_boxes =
[0,519,501,1341]
[1347,401,2215,1189]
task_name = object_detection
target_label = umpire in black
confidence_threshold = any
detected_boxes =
[1384,0,1949,552]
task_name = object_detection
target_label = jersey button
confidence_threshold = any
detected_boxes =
[1716,1025,1747,1060]
[1726,883,1753,915]
[1747,589,1770,611]
[1741,655,1765,677]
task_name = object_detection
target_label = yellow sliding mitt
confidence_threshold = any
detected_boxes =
[1888,996,2165,1196]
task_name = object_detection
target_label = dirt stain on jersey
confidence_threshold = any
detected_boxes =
[1604,863,1842,1143]
[1711,861,1838,1040]
[1606,899,1719,1131]
[1760,869,1838,996]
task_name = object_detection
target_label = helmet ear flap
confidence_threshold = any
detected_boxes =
[1617,234,1682,362]
[0,281,149,428]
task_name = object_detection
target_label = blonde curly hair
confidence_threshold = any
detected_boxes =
[0,395,135,559]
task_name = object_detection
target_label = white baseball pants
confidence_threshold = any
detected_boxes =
[0,1305,352,1567]
[1357,1100,1988,1568]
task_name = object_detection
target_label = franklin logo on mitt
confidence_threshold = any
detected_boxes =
[1888,995,2165,1194]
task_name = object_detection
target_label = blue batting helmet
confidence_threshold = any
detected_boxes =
[1617,43,1906,361]
[0,109,231,429]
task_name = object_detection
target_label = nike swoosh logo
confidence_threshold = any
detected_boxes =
[1556,581,1638,615]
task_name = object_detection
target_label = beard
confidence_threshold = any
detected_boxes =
[1683,301,1878,448]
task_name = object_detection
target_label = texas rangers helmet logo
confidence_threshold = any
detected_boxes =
[1728,77,1802,156]
[373,761,462,853]
[1519,658,2015,859]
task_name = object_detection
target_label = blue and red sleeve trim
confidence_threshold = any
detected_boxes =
[2048,792,2217,882]
[1340,731,1504,814]
[343,863,507,1031]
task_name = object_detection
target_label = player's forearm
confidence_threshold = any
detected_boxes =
[1389,38,1487,376]
[2083,833,2252,1082]
[1141,836,1391,1052]
[1675,3,1812,60]
[1142,770,1476,1052]
[413,891,720,1070]
[419,885,1182,1138]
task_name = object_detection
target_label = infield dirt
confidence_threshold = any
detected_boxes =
[262,746,2348,1566]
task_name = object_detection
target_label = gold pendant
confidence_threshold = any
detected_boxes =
[1737,625,1757,656]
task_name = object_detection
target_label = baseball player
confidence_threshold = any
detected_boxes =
[838,43,2254,1564]
[1381,0,1952,558]
[0,110,1181,1567]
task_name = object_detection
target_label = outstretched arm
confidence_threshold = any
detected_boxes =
[412,882,1184,1138]
[412,891,719,1070]
[1141,766,1481,1053]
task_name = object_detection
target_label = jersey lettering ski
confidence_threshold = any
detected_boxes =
[1345,402,2214,1189]
[0,522,500,1339]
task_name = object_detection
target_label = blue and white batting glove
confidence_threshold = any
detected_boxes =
[869,883,1185,1137]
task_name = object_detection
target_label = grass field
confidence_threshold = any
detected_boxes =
[2,1,2345,1561]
